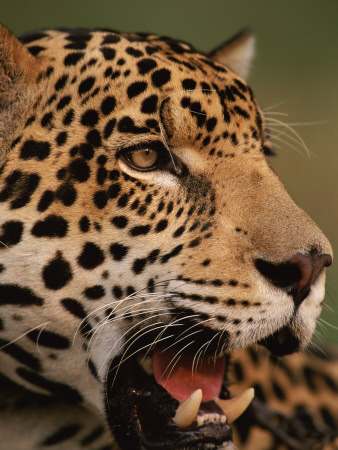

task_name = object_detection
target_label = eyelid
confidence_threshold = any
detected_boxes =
[117,139,184,175]
[116,140,167,159]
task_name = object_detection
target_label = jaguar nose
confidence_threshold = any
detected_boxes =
[255,251,332,307]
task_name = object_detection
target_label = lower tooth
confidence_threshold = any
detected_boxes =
[197,415,205,427]
[173,387,253,429]
[136,355,153,375]
[197,413,226,426]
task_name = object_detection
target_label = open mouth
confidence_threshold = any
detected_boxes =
[105,347,253,449]
[104,325,300,449]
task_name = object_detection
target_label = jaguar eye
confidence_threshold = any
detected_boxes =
[126,148,158,169]
[118,141,183,175]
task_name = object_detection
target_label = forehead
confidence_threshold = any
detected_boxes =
[23,29,252,96]
[23,29,262,148]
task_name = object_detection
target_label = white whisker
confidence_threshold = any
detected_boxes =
[265,116,310,157]
[263,101,286,112]
[107,326,175,387]
[160,341,196,381]
[0,322,50,352]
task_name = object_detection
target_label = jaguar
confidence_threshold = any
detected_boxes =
[0,24,337,449]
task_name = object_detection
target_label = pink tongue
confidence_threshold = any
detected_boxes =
[152,349,225,402]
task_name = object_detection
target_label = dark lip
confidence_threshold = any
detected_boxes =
[258,325,300,356]
[105,354,232,450]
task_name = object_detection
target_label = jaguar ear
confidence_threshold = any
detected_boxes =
[208,28,255,80]
[0,24,40,106]
[0,25,41,165]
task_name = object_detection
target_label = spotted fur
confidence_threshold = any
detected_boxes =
[0,25,336,449]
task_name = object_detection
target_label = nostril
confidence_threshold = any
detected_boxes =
[255,252,332,306]
[254,258,303,289]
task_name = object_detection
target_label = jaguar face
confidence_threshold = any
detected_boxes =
[0,26,332,449]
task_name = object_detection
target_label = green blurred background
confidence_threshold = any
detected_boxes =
[1,0,337,343]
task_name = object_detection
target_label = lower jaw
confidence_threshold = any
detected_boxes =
[104,326,300,449]
[105,355,233,450]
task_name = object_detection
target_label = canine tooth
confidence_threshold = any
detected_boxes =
[174,389,202,428]
[215,388,254,423]
[136,355,153,375]
[220,414,227,424]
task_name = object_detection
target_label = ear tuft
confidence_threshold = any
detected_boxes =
[208,28,255,80]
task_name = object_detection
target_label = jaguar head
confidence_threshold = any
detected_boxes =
[0,25,332,450]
